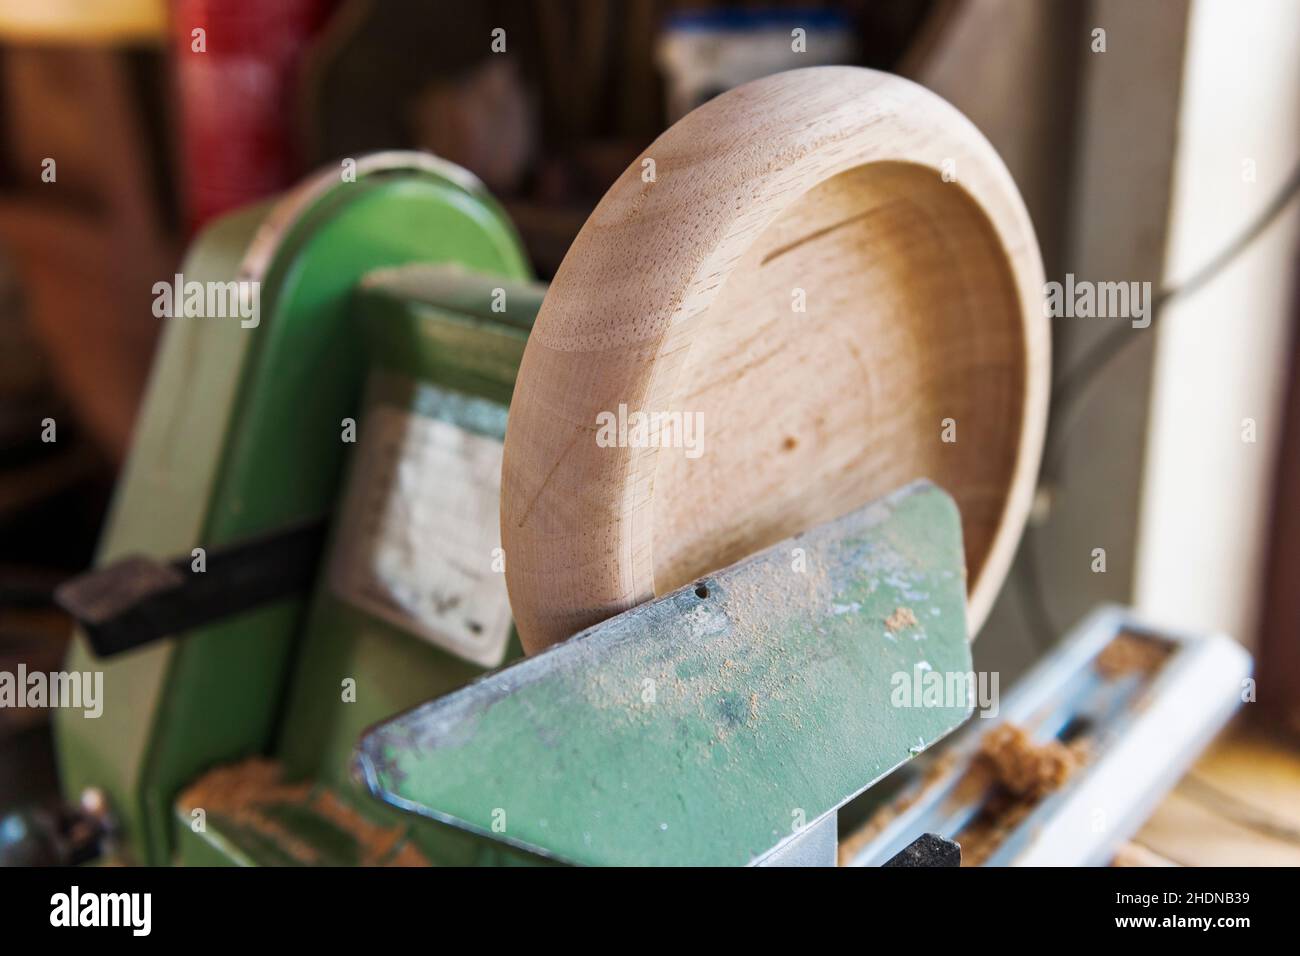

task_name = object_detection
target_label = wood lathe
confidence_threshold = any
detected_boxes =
[33,68,1248,868]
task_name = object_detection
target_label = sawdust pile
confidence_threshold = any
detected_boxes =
[838,723,1091,867]
[885,606,918,632]
[957,724,1090,865]
[178,757,427,866]
[1095,631,1170,680]
[973,724,1085,800]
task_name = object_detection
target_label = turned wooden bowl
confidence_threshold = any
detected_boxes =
[502,67,1048,654]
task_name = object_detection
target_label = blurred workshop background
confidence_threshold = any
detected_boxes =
[0,0,1298,863]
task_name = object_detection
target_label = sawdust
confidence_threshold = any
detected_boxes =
[573,515,937,810]
[712,556,828,740]
[310,789,429,866]
[721,552,830,648]
[972,723,1085,800]
[837,723,1091,867]
[178,758,319,864]
[885,606,918,632]
[578,548,831,757]
[837,749,961,865]
[956,724,1090,865]
[177,757,428,866]
[956,800,1037,866]
[1095,631,1170,680]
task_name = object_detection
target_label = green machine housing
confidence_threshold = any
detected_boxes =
[55,154,545,865]
[53,152,974,866]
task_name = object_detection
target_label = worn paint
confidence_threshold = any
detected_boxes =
[358,480,973,866]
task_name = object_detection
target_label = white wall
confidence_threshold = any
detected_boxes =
[1136,0,1300,645]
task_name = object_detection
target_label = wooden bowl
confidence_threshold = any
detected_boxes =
[503,67,1048,654]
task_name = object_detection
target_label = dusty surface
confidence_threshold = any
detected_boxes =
[578,548,832,750]
[178,757,427,866]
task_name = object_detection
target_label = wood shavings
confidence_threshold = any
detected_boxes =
[838,722,1092,867]
[973,723,1086,800]
[178,758,428,866]
[885,606,918,632]
[957,724,1091,865]
[1095,631,1170,680]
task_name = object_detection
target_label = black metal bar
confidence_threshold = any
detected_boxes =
[883,832,962,867]
[53,519,328,658]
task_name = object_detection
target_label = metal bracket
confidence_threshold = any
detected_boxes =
[53,519,326,657]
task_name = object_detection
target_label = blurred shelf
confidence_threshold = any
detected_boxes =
[0,0,166,45]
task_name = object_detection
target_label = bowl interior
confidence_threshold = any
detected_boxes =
[652,161,1028,600]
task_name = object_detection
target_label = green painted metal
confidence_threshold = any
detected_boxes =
[173,779,443,867]
[270,266,548,866]
[168,266,546,866]
[173,792,546,867]
[358,480,973,866]
[358,266,544,405]
[172,767,548,867]
[54,156,530,865]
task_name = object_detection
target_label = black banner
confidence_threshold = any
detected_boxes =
[0,864,1280,941]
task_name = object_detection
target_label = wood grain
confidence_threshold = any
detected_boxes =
[1132,724,1300,866]
[502,67,1048,654]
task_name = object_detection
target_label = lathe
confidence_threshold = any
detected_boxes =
[25,68,1248,867]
